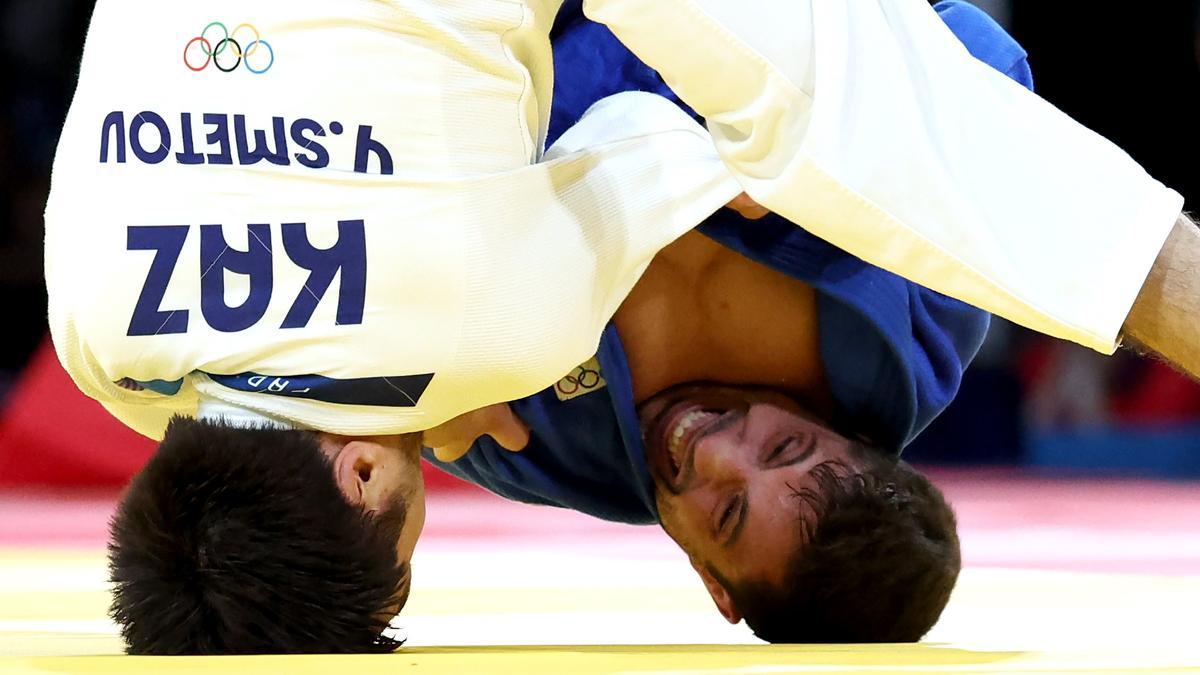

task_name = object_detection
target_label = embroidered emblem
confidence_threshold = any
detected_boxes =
[554,356,606,402]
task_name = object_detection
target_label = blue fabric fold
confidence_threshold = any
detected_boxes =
[426,0,1031,524]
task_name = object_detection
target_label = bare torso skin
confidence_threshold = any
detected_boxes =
[613,230,835,415]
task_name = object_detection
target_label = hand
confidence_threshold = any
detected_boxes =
[423,403,531,462]
[725,192,770,220]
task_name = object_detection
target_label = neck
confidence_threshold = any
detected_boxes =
[613,231,835,415]
[197,398,297,430]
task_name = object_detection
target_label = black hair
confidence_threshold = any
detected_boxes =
[718,447,960,643]
[108,416,410,654]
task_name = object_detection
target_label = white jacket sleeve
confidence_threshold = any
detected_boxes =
[582,0,1184,353]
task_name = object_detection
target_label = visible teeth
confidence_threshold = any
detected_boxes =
[668,410,716,470]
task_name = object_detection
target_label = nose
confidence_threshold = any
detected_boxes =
[691,424,749,485]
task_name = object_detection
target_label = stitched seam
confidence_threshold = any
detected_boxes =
[804,160,1112,347]
[498,3,534,162]
[673,0,813,101]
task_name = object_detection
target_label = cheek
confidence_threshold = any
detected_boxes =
[654,490,678,529]
[396,506,426,563]
[405,487,428,544]
[655,504,700,560]
[412,495,427,536]
[654,491,692,549]
[655,488,709,542]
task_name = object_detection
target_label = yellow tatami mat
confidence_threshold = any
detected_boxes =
[3,480,1200,674]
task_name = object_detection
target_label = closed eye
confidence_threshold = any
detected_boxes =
[715,497,734,528]
[724,493,749,547]
[767,434,818,470]
[719,496,740,531]
[764,437,791,464]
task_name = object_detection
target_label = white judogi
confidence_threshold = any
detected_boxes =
[48,0,1183,439]
[584,0,1183,352]
[46,1,741,437]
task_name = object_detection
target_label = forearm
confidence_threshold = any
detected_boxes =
[1122,213,1200,378]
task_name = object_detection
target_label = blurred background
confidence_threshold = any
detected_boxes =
[1,0,1200,487]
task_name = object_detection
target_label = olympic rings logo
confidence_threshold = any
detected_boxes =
[184,22,275,74]
[555,363,604,397]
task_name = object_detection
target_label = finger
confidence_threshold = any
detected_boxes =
[490,420,531,452]
[743,204,769,220]
[423,407,488,449]
[482,405,531,452]
[432,442,472,463]
[422,425,458,450]
[726,193,770,220]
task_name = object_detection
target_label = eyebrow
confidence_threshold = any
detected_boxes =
[727,435,819,548]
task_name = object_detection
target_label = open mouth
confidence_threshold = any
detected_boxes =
[666,410,718,476]
[652,402,725,489]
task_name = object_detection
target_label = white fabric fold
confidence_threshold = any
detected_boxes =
[585,0,1184,352]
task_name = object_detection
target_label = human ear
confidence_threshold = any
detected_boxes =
[691,560,743,624]
[332,440,387,510]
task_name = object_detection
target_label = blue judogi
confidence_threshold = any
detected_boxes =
[424,1,1033,524]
